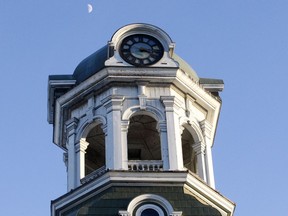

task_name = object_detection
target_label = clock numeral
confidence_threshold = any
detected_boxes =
[152,45,160,50]
[143,37,149,43]
[148,40,156,46]
[143,59,150,64]
[149,57,155,62]
[133,37,140,42]
[127,55,134,61]
[122,45,130,50]
[122,51,130,56]
[127,40,133,45]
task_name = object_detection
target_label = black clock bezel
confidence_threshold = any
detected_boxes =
[119,34,164,67]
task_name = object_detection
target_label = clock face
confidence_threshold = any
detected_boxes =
[119,34,164,66]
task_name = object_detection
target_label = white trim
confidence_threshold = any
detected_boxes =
[51,171,234,216]
[127,194,173,214]
[136,204,164,216]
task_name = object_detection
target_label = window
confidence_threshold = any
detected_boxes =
[85,124,105,175]
[127,115,161,161]
[181,127,197,173]
[135,204,164,216]
[118,194,182,216]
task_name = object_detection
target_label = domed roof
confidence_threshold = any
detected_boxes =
[171,53,199,82]
[72,45,199,84]
[72,23,199,84]
[73,45,108,84]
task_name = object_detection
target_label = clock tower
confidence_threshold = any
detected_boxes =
[48,23,235,216]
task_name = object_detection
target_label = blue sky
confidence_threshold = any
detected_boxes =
[1,1,288,215]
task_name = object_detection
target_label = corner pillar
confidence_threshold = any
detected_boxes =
[158,122,169,170]
[192,141,207,182]
[161,96,183,170]
[102,95,125,170]
[75,139,89,185]
[65,117,79,191]
[200,120,215,188]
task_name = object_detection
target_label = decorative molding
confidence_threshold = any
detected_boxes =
[192,141,206,155]
[161,96,182,113]
[138,95,147,110]
[171,212,183,216]
[75,139,89,153]
[65,117,79,137]
[63,152,68,170]
[157,121,167,133]
[122,105,165,122]
[51,171,235,216]
[102,95,125,114]
[118,211,130,216]
[126,194,175,215]
[80,166,107,184]
[200,120,212,135]
[121,120,130,132]
[185,94,196,118]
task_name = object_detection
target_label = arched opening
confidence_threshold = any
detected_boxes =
[127,114,161,170]
[85,124,105,175]
[181,127,197,173]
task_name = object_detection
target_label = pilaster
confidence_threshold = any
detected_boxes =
[158,122,169,170]
[192,141,207,182]
[65,117,79,191]
[121,120,129,169]
[161,96,183,170]
[200,120,215,188]
[75,139,89,184]
[102,95,125,170]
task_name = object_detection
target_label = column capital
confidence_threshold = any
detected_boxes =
[160,96,182,112]
[138,95,147,110]
[200,120,212,139]
[157,121,167,132]
[121,120,130,132]
[102,95,125,113]
[185,94,196,117]
[192,141,206,155]
[63,152,68,170]
[65,117,79,137]
[75,139,89,153]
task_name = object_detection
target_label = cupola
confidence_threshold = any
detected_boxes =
[48,23,234,216]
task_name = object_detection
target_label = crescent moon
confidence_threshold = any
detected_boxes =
[87,4,93,13]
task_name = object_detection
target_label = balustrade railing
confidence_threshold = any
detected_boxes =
[81,161,163,184]
[128,160,163,171]
[81,166,106,184]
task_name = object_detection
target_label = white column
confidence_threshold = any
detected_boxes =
[75,139,89,185]
[121,120,129,170]
[192,141,207,182]
[65,117,79,191]
[102,95,125,170]
[200,120,215,188]
[161,96,183,170]
[158,122,169,170]
[205,144,215,188]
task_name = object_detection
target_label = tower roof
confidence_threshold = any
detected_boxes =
[72,23,199,85]
[72,45,199,85]
[73,45,108,84]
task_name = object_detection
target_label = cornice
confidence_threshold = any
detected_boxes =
[51,171,235,216]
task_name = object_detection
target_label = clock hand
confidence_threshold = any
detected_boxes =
[139,47,152,53]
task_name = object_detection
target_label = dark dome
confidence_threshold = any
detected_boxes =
[73,45,108,84]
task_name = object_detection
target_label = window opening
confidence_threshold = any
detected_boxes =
[85,124,105,175]
[181,127,197,173]
[127,115,161,160]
